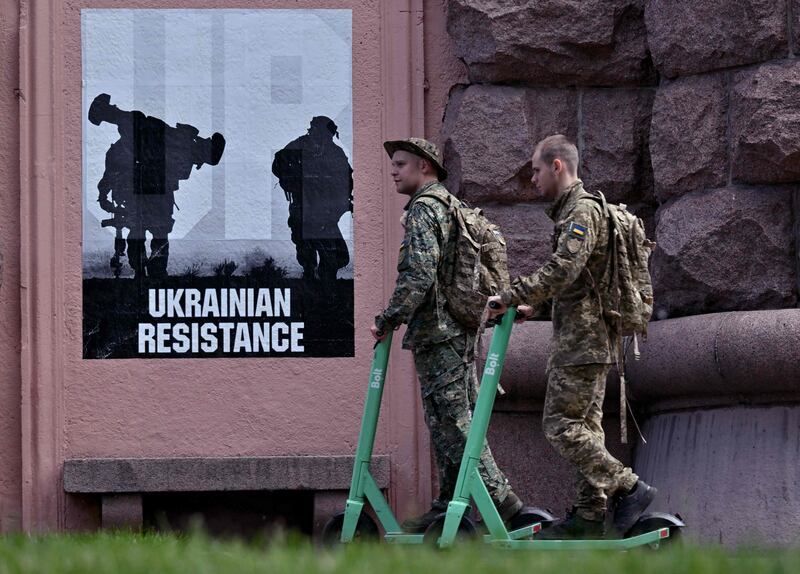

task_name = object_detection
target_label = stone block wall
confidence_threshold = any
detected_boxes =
[441,0,800,319]
[435,2,800,536]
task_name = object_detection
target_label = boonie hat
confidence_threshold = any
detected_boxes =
[383,137,448,181]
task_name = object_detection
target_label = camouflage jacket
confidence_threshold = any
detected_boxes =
[500,180,616,368]
[375,181,465,349]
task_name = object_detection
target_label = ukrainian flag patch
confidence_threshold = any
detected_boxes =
[568,222,587,240]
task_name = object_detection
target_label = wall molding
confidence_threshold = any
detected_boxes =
[19,0,66,531]
[379,0,432,517]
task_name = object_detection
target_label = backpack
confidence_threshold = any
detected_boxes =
[412,188,510,331]
[588,191,656,445]
[591,192,656,340]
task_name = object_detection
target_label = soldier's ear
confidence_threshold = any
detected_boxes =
[420,158,432,175]
[552,158,563,175]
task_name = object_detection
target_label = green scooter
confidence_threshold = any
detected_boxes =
[321,325,551,545]
[321,330,426,545]
[324,307,684,548]
[433,303,684,549]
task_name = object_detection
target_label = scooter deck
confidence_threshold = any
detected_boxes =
[489,527,670,549]
[383,524,546,545]
[382,526,670,548]
[384,533,426,544]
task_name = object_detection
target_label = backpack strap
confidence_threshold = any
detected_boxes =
[407,189,454,333]
[585,190,632,444]
[589,189,610,216]
[411,188,453,209]
[408,190,452,244]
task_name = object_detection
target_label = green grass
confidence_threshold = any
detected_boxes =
[0,532,797,574]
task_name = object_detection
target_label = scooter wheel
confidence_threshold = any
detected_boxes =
[423,513,477,546]
[508,506,557,532]
[321,511,380,545]
[626,513,685,549]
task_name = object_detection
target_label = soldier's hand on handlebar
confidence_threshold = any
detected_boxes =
[370,323,388,342]
[515,305,534,323]
[486,296,507,320]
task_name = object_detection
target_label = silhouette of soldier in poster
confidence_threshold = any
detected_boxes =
[89,93,226,279]
[272,116,353,285]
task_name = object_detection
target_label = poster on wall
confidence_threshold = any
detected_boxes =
[81,9,354,358]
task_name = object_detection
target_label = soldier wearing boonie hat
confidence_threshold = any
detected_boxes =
[382,137,448,181]
[369,137,526,532]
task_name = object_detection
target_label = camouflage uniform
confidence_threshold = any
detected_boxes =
[500,179,637,521]
[376,179,515,509]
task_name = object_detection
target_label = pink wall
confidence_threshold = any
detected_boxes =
[10,0,442,530]
[62,0,384,458]
[422,0,467,141]
[0,0,23,532]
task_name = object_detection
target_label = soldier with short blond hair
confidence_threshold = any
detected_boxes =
[488,134,656,539]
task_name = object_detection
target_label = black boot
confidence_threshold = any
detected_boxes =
[537,508,605,540]
[612,480,657,536]
[401,501,448,533]
[497,491,524,523]
[505,506,555,531]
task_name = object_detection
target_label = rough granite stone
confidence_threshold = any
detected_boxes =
[795,1,800,54]
[480,202,656,282]
[649,74,729,201]
[645,0,788,78]
[796,190,800,298]
[731,60,800,184]
[478,203,553,278]
[447,0,656,86]
[581,89,655,204]
[623,202,658,244]
[651,186,797,319]
[442,85,578,203]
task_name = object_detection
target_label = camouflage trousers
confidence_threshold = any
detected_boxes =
[413,334,513,507]
[542,364,638,521]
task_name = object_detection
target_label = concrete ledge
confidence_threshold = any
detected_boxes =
[498,309,800,410]
[493,321,552,406]
[627,309,800,406]
[64,455,390,493]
